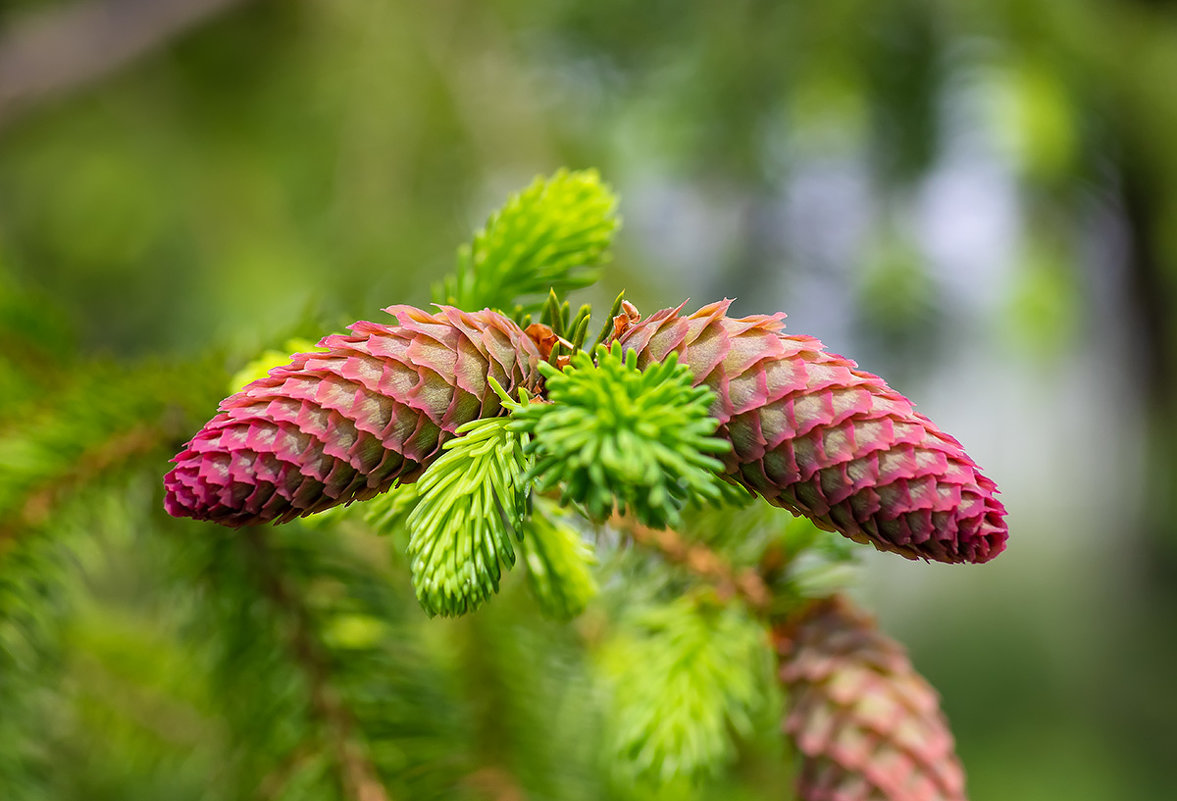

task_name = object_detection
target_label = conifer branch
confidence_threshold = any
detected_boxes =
[242,528,392,801]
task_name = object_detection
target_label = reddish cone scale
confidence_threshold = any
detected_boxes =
[774,597,968,801]
[164,306,542,526]
[610,300,1006,563]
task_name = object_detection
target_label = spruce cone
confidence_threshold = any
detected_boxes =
[164,306,542,526]
[611,300,1006,564]
[774,597,968,801]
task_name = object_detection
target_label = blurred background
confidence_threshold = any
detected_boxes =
[2,1,1176,799]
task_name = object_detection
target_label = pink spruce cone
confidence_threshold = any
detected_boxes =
[774,596,968,801]
[610,300,1006,563]
[164,306,542,526]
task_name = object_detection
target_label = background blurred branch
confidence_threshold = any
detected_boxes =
[0,423,161,547]
[0,0,252,128]
[244,528,393,801]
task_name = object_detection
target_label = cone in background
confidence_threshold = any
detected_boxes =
[611,300,1006,564]
[774,596,968,801]
[164,306,542,526]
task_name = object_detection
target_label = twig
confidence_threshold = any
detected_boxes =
[612,516,772,616]
[462,766,526,801]
[243,528,392,801]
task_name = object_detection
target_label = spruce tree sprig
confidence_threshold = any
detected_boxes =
[406,417,531,618]
[434,169,619,315]
[495,343,731,529]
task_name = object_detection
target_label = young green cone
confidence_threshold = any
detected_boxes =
[774,596,968,801]
[611,300,1007,564]
[164,306,542,526]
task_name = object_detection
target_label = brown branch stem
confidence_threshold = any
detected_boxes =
[611,516,772,616]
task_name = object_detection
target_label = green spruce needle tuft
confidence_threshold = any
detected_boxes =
[435,169,620,314]
[599,596,769,784]
[517,497,598,620]
[506,343,730,528]
[406,417,530,617]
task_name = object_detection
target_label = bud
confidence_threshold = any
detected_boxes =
[164,306,542,526]
[774,597,968,801]
[612,300,1006,563]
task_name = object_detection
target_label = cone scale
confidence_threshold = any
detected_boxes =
[164,306,542,527]
[609,300,1007,564]
[773,597,968,801]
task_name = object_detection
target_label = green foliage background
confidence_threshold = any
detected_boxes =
[3,1,1177,799]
